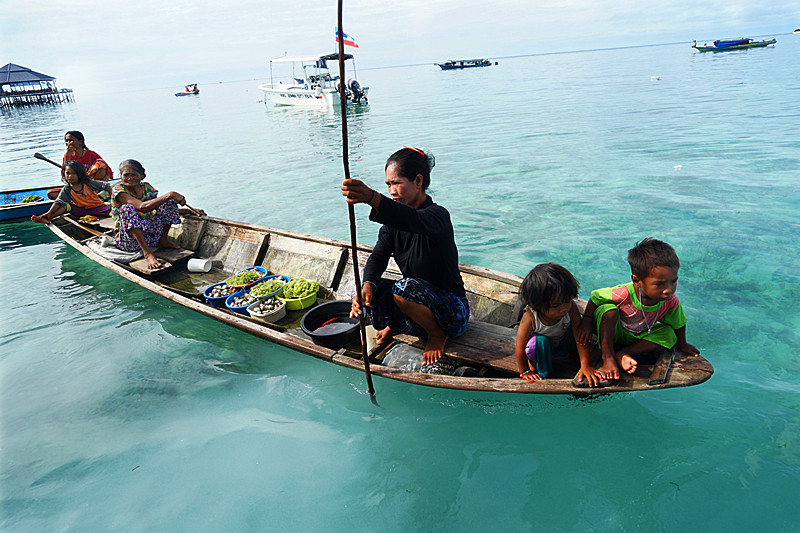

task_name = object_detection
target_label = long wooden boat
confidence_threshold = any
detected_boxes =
[436,59,494,70]
[693,38,776,52]
[0,184,56,221]
[44,214,713,395]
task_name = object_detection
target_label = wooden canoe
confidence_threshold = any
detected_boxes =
[0,184,57,221]
[44,214,714,395]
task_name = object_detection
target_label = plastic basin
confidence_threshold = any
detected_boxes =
[300,300,360,349]
[203,282,237,307]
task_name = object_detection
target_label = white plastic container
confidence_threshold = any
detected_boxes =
[247,298,286,324]
[187,258,212,273]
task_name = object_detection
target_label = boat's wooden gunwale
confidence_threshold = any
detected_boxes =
[45,216,714,395]
[1,184,60,196]
[198,215,523,286]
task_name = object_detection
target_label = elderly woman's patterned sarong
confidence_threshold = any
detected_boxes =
[114,200,181,252]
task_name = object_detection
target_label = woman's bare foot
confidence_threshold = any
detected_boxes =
[375,326,393,345]
[422,334,448,365]
[156,237,180,249]
[144,253,163,270]
[618,353,638,374]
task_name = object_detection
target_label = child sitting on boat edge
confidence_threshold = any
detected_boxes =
[515,263,604,386]
[577,238,700,381]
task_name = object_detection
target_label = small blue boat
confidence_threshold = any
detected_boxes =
[693,38,776,52]
[0,185,57,221]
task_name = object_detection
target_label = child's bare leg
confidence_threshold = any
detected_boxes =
[393,294,448,365]
[598,309,620,380]
[614,339,662,374]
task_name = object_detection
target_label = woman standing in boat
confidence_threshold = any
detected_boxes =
[111,159,205,270]
[47,131,113,200]
[342,147,469,369]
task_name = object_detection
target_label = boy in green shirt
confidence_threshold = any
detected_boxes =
[577,238,700,380]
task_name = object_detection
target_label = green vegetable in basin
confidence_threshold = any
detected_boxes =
[250,278,287,297]
[281,278,320,299]
[225,270,260,287]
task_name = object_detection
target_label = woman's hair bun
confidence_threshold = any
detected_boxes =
[419,147,435,172]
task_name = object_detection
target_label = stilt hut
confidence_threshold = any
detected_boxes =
[0,63,74,108]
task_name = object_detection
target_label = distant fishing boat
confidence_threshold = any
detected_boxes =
[436,58,495,70]
[258,53,368,107]
[692,38,776,52]
[175,83,199,97]
[0,184,56,221]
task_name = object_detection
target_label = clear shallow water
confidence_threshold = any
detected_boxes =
[2,40,799,531]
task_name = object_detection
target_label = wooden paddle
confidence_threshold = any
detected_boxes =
[34,152,63,169]
[338,4,376,401]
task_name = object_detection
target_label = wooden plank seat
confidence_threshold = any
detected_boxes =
[95,215,116,232]
[393,318,519,376]
[128,247,195,275]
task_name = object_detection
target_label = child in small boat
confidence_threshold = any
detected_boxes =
[577,238,700,380]
[31,160,112,224]
[516,263,603,386]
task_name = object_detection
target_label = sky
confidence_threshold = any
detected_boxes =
[1,0,798,93]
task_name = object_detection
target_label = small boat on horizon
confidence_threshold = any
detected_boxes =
[692,38,776,52]
[175,83,199,97]
[258,53,368,108]
[436,58,495,70]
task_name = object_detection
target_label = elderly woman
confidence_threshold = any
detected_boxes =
[47,131,113,200]
[341,146,469,368]
[111,159,205,269]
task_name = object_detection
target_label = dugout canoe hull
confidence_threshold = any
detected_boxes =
[44,214,714,395]
[0,184,57,221]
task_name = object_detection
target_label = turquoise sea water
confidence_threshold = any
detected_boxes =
[2,38,799,531]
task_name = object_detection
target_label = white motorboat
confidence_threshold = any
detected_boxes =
[258,53,368,108]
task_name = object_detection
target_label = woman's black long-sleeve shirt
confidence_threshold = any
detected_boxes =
[363,194,466,299]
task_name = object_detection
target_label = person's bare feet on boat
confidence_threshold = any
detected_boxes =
[156,236,180,249]
[422,333,448,365]
[617,352,638,374]
[600,355,620,380]
[375,326,393,345]
[144,252,163,270]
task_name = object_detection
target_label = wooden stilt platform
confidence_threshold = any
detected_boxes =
[0,89,73,108]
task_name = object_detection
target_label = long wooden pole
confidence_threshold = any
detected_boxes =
[337,2,376,399]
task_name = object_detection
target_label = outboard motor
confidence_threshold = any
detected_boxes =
[335,80,351,99]
[347,78,364,103]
